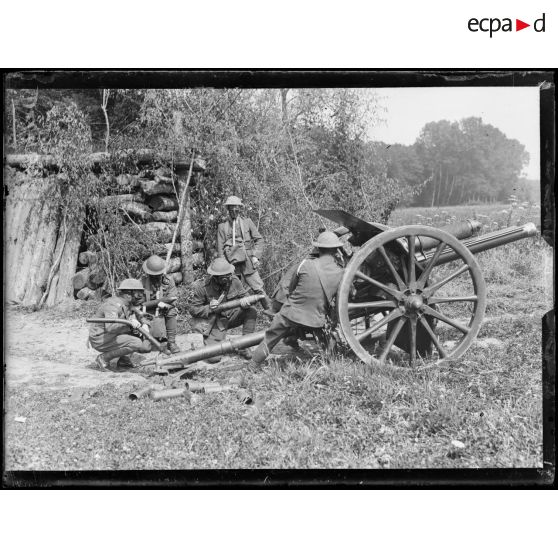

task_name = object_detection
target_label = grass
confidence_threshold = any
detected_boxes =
[390,201,541,230]
[4,308,543,469]
[4,203,551,471]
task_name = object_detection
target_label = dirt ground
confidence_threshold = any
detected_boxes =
[5,306,510,393]
[4,308,210,391]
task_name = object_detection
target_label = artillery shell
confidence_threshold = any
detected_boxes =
[186,381,220,393]
[150,388,190,402]
[128,384,158,400]
[236,389,253,405]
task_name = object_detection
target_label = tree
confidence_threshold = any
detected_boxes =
[413,117,529,206]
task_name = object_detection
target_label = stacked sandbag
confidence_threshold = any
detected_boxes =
[73,250,107,300]
[75,167,206,297]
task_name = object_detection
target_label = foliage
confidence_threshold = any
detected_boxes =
[371,117,531,208]
[124,89,411,289]
[414,117,529,206]
[5,88,533,295]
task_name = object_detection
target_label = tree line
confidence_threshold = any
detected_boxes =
[372,117,530,206]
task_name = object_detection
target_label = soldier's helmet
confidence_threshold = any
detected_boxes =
[143,254,166,275]
[207,257,235,276]
[224,195,243,206]
[117,278,144,291]
[312,230,344,248]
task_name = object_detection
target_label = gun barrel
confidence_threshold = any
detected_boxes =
[210,294,265,314]
[142,331,266,367]
[418,222,538,266]
[417,219,482,251]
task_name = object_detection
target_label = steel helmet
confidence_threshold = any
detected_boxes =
[312,230,344,248]
[207,257,235,276]
[117,278,144,291]
[143,254,166,275]
[224,195,243,206]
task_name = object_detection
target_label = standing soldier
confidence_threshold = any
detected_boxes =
[140,254,180,354]
[89,278,153,371]
[251,231,345,366]
[217,195,274,316]
[188,257,257,362]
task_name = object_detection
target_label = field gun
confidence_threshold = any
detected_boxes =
[138,209,538,372]
[315,209,538,370]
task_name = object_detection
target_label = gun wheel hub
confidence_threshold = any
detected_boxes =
[404,294,425,313]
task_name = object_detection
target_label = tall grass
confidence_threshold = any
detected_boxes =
[390,200,541,230]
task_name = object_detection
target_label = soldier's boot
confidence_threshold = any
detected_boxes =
[237,348,252,360]
[96,348,131,372]
[116,355,135,369]
[167,342,181,354]
[283,335,300,350]
[250,342,268,369]
[165,316,180,353]
[260,295,276,318]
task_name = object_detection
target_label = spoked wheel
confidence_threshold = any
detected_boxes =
[337,225,487,369]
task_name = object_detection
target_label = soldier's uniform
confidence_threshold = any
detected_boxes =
[140,254,180,353]
[216,196,272,314]
[89,296,151,360]
[140,273,178,343]
[252,233,344,365]
[271,251,318,313]
[189,275,257,347]
[217,215,265,293]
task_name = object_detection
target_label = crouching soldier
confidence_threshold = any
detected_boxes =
[89,278,152,371]
[140,255,180,354]
[188,257,257,362]
[251,231,345,366]
[217,195,274,316]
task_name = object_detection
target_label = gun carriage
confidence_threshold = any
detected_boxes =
[315,209,537,370]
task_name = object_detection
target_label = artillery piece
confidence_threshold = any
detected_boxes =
[103,210,537,373]
[315,209,537,369]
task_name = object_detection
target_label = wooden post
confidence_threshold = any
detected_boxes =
[166,150,196,284]
[46,209,84,305]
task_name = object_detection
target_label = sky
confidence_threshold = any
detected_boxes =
[368,87,540,180]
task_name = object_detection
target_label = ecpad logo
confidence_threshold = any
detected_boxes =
[468,13,546,37]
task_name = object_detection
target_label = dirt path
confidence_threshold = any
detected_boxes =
[4,309,202,391]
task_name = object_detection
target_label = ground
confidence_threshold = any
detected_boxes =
[3,204,553,474]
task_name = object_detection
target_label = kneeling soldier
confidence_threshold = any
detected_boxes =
[188,257,257,362]
[140,254,180,354]
[251,230,345,366]
[89,278,153,371]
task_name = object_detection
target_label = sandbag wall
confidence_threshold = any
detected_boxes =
[74,167,205,301]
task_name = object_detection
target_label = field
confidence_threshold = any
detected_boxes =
[390,201,541,229]
[3,203,552,475]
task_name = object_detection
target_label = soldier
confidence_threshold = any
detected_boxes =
[188,257,257,362]
[216,195,274,316]
[251,230,345,366]
[140,255,181,354]
[89,278,153,371]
